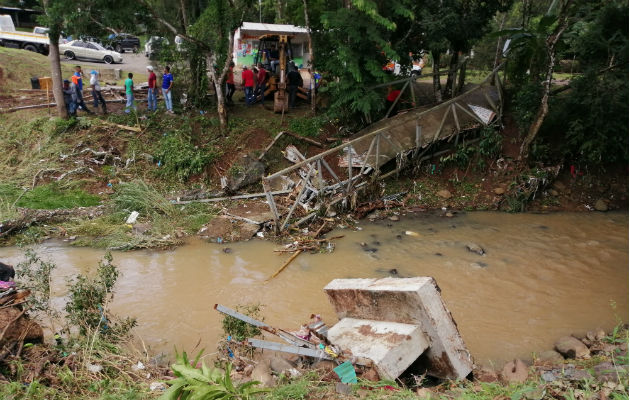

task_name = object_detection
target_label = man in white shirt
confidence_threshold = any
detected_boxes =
[90,70,107,114]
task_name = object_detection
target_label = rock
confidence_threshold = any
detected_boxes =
[416,387,434,399]
[437,190,452,199]
[312,360,337,372]
[593,362,626,382]
[595,329,607,341]
[389,215,400,221]
[475,366,498,382]
[149,382,167,391]
[336,382,352,395]
[493,187,505,195]
[470,262,487,269]
[269,356,295,375]
[538,350,564,363]
[445,212,454,218]
[555,336,590,359]
[550,189,559,196]
[594,199,608,212]
[227,155,265,193]
[585,331,596,341]
[361,368,380,381]
[466,243,485,255]
[251,360,275,387]
[500,359,528,383]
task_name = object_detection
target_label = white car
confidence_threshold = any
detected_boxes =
[59,40,123,64]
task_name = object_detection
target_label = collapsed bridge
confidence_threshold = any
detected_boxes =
[262,67,504,232]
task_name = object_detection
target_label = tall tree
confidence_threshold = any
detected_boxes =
[40,0,68,118]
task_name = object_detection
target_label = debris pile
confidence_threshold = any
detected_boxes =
[214,276,473,387]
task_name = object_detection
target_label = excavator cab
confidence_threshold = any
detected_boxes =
[253,34,294,113]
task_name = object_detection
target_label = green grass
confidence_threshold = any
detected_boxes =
[0,182,100,211]
[0,47,75,93]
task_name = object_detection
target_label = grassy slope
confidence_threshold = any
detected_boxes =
[0,47,75,92]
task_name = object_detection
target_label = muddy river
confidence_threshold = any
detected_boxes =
[0,212,627,366]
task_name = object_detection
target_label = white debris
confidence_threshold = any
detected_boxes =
[126,211,140,224]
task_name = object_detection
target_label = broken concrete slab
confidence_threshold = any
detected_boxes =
[324,277,472,380]
[327,317,430,380]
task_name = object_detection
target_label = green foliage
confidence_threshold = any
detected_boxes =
[221,304,263,342]
[511,82,542,133]
[161,350,268,400]
[288,116,327,138]
[16,249,59,326]
[478,126,503,159]
[113,180,174,217]
[0,182,101,210]
[65,252,136,338]
[440,144,476,169]
[155,130,219,182]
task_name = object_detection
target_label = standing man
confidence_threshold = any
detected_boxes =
[162,66,174,114]
[269,44,280,74]
[124,72,137,113]
[287,63,303,109]
[146,66,157,112]
[62,79,76,117]
[256,63,268,105]
[89,70,107,114]
[71,65,92,114]
[226,61,235,105]
[241,65,255,105]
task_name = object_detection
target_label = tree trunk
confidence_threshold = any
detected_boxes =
[275,0,283,22]
[48,38,67,118]
[431,50,442,102]
[209,30,235,132]
[493,13,507,70]
[302,0,315,113]
[456,58,467,95]
[519,0,573,160]
[444,51,459,99]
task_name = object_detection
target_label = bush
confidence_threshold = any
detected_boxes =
[113,180,174,217]
[288,116,327,138]
[155,131,218,182]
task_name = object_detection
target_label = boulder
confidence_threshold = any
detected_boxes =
[500,359,528,383]
[595,329,607,341]
[493,187,505,195]
[437,190,452,199]
[251,360,275,387]
[537,350,564,363]
[554,336,590,359]
[227,155,265,193]
[269,356,295,375]
[594,199,608,212]
[466,243,485,255]
[475,366,498,382]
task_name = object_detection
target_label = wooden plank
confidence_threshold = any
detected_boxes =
[432,106,451,142]
[281,182,308,230]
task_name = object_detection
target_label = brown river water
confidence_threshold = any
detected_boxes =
[0,212,627,366]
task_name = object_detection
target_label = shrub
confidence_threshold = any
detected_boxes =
[155,131,218,182]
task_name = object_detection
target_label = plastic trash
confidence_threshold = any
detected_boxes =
[333,361,357,383]
[126,211,139,224]
[405,230,420,237]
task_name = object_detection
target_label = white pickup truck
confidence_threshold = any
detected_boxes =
[0,15,51,55]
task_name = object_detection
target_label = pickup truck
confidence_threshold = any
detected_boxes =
[0,15,51,55]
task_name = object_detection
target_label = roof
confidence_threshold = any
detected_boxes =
[240,22,307,34]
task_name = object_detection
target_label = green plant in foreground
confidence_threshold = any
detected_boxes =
[113,180,174,217]
[221,304,263,342]
[161,350,268,400]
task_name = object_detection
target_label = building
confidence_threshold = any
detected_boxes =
[233,22,310,68]
[0,6,42,28]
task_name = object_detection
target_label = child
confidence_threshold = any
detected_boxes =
[124,72,137,113]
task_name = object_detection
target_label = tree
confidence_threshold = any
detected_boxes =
[39,0,67,118]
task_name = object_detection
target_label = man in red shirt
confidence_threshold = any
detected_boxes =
[385,88,402,117]
[147,66,157,112]
[241,65,255,105]
[226,61,235,105]
[255,63,268,105]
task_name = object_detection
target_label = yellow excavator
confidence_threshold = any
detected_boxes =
[253,34,293,113]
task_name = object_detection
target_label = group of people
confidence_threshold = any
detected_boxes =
[226,60,303,108]
[62,65,174,116]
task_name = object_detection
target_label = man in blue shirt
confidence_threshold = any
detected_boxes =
[71,65,92,114]
[162,66,174,114]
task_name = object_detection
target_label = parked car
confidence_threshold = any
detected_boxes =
[145,36,168,59]
[105,33,140,53]
[59,40,123,64]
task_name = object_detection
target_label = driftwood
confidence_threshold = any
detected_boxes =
[258,131,324,161]
[0,205,105,238]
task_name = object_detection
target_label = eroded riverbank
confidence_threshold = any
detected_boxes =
[0,211,627,366]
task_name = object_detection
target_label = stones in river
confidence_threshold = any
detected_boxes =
[222,247,232,254]
[554,336,590,359]
[538,350,564,363]
[470,262,487,269]
[500,359,528,383]
[594,199,608,211]
[466,243,485,255]
[389,215,400,221]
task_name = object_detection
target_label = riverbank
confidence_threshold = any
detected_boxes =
[1,47,627,250]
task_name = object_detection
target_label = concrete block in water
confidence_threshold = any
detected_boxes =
[327,318,430,380]
[324,277,472,380]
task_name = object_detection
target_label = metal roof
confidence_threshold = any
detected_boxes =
[240,22,308,34]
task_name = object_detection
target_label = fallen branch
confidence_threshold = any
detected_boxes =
[265,250,303,283]
[99,120,142,133]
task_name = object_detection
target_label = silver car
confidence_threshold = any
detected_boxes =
[59,40,123,64]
